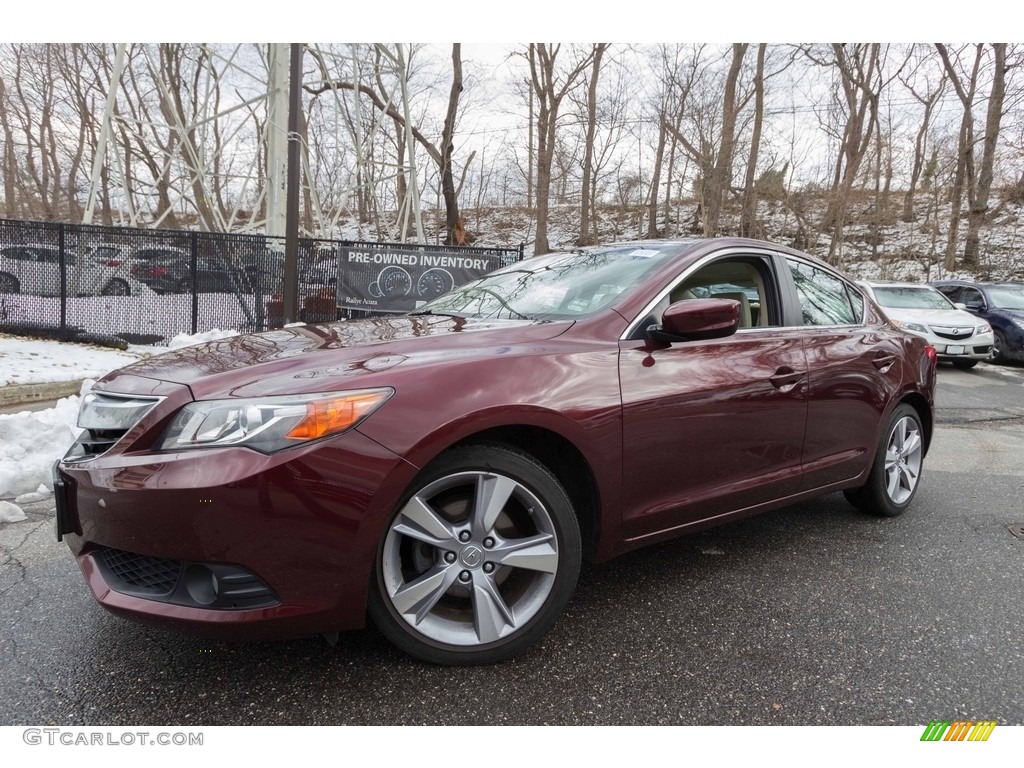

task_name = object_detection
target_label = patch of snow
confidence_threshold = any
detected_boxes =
[0,499,27,522]
[0,335,148,387]
[166,328,240,349]
[15,483,52,504]
[0,394,82,499]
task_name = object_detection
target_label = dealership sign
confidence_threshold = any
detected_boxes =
[335,245,509,312]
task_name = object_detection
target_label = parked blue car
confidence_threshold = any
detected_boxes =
[931,280,1024,363]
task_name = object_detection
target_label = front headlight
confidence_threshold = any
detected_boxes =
[158,388,393,452]
[892,320,929,336]
[976,323,992,334]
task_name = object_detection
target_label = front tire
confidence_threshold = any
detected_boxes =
[844,403,924,517]
[368,443,581,665]
[951,359,978,370]
[990,330,1007,364]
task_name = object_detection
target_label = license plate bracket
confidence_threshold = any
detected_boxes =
[946,345,966,355]
[53,462,76,542]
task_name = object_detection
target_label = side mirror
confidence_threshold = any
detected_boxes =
[965,302,984,312]
[954,302,967,311]
[647,298,740,344]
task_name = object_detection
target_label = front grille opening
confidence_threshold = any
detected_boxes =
[77,428,130,458]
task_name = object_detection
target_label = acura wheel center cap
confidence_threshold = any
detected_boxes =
[459,544,484,568]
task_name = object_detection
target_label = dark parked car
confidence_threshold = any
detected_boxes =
[129,246,282,295]
[55,239,937,665]
[931,280,1024,363]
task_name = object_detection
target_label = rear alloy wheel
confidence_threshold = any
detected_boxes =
[368,444,581,665]
[101,278,130,297]
[0,272,19,294]
[844,403,924,517]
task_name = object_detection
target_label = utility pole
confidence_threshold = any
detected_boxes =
[283,43,302,325]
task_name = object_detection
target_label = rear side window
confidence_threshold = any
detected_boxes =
[787,259,858,326]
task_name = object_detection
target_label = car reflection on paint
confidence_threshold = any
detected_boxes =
[56,238,937,665]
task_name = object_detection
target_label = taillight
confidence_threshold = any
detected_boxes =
[153,267,169,277]
[924,346,938,366]
[106,259,122,267]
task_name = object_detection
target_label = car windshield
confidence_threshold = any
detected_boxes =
[987,286,1024,310]
[872,286,954,310]
[413,244,681,320]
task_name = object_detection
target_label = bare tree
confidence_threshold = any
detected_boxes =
[898,47,947,223]
[577,44,608,246]
[740,44,768,238]
[936,43,984,269]
[526,44,595,254]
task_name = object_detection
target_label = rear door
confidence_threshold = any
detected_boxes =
[782,256,903,490]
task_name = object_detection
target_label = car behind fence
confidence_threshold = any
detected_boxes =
[0,218,523,346]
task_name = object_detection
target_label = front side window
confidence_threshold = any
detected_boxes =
[787,259,858,326]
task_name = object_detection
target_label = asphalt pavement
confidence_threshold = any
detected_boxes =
[1,362,1022,726]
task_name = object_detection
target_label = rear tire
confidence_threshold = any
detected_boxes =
[0,272,19,293]
[368,443,581,665]
[844,403,924,518]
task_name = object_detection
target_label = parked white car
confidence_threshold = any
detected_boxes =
[0,243,137,296]
[859,280,994,369]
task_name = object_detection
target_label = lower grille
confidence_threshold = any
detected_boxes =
[91,546,279,610]
[96,546,181,596]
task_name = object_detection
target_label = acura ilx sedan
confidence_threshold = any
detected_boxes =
[55,238,937,665]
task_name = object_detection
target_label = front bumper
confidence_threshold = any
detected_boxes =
[58,429,415,640]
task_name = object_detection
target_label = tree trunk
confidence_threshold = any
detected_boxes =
[740,44,766,238]
[705,44,746,236]
[578,44,607,246]
[964,43,1006,267]
[440,44,464,245]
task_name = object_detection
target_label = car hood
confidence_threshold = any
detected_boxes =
[881,306,983,328]
[98,315,576,400]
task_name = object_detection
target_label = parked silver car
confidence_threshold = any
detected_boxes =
[859,280,994,368]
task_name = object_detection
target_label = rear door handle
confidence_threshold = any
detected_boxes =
[769,367,803,392]
[873,353,896,372]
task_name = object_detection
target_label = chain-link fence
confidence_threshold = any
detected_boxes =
[0,218,523,346]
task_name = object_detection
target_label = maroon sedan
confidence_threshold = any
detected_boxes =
[55,238,937,665]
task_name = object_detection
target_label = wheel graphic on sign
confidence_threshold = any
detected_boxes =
[416,268,454,299]
[377,266,412,297]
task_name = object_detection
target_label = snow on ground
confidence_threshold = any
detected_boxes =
[0,329,239,505]
[0,382,91,501]
[0,334,149,387]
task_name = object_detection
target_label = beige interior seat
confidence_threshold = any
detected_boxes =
[710,291,752,328]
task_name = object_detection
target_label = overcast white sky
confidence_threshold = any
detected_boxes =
[6,2,1019,42]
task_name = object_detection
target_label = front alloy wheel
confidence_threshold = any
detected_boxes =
[369,444,580,665]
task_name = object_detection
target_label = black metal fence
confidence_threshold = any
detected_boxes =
[0,218,523,346]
